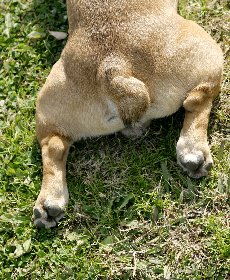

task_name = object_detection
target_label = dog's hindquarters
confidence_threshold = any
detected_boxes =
[34,0,224,228]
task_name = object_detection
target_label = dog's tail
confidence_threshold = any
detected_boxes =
[98,54,151,125]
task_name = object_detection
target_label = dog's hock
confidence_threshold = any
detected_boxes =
[98,54,151,125]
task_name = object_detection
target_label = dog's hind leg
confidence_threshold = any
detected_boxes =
[176,82,220,178]
[98,54,151,125]
[33,134,72,228]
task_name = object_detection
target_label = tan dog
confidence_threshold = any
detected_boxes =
[34,0,223,228]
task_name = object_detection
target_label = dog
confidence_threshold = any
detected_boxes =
[33,0,223,228]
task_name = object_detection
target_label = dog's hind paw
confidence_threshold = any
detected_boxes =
[177,137,213,179]
[33,196,67,228]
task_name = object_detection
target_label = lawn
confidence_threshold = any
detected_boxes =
[0,0,229,279]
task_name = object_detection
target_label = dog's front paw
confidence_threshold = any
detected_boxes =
[33,193,68,228]
[176,137,213,178]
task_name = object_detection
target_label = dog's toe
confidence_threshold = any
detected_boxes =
[33,208,43,219]
[44,203,63,218]
[34,217,57,229]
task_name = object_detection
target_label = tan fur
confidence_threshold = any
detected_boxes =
[34,0,223,227]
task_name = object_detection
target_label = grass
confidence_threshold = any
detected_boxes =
[0,0,229,279]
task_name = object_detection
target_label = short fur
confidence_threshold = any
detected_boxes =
[34,0,223,228]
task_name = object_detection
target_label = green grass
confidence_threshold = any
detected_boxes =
[0,0,229,279]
